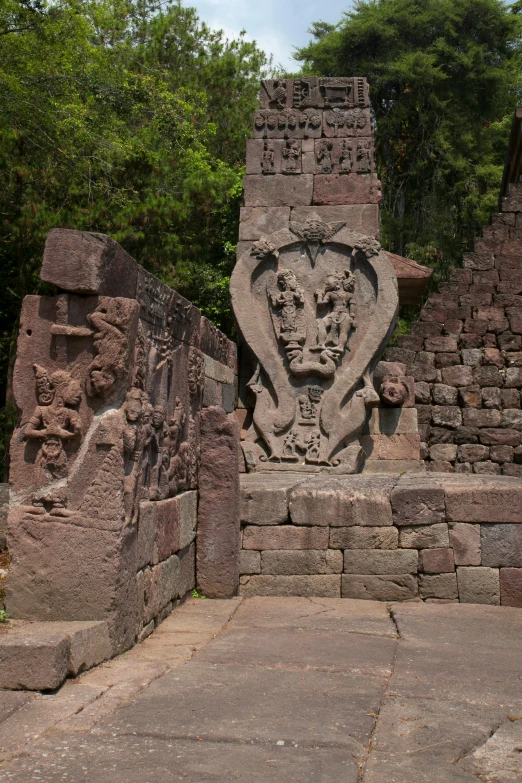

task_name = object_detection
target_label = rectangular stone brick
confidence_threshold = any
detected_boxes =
[462,409,502,428]
[178,491,197,550]
[391,478,445,526]
[239,550,261,575]
[261,549,343,575]
[242,525,329,550]
[243,174,313,207]
[240,476,299,525]
[313,173,381,205]
[419,547,455,573]
[366,407,418,435]
[289,477,393,527]
[40,228,139,298]
[343,549,418,574]
[425,336,458,352]
[445,478,522,522]
[399,523,449,549]
[441,366,474,388]
[500,568,522,607]
[330,526,398,550]
[341,574,418,601]
[239,207,290,240]
[479,428,522,447]
[481,524,522,567]
[361,433,421,460]
[449,523,481,566]
[419,573,458,600]
[457,566,500,605]
[239,574,340,598]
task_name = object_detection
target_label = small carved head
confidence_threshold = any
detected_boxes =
[277,268,298,292]
[33,364,55,405]
[42,435,63,460]
[342,270,356,292]
[324,273,343,292]
[380,376,409,407]
[308,385,324,403]
[152,405,165,427]
[124,389,142,423]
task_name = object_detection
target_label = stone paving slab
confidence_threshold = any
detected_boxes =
[1,597,522,782]
[98,661,380,749]
[230,595,397,636]
[0,734,360,782]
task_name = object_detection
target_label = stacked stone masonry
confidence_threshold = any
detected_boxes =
[5,228,239,662]
[387,183,522,475]
[238,77,380,261]
[239,472,522,606]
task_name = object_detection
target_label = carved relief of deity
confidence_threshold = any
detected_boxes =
[25,364,82,483]
[281,140,300,173]
[316,140,333,174]
[86,300,132,399]
[339,140,353,173]
[261,141,275,174]
[298,385,324,425]
[314,270,356,361]
[356,139,372,173]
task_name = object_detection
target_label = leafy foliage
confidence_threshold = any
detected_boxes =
[0,0,268,473]
[295,0,522,277]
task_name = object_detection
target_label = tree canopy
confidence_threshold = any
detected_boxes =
[0,0,268,467]
[295,0,522,275]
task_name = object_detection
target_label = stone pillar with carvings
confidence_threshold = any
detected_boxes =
[233,77,421,474]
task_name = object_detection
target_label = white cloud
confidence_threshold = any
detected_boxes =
[182,0,354,72]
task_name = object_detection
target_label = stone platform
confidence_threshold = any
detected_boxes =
[239,472,522,605]
[1,597,522,782]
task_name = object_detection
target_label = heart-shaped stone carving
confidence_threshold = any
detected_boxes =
[230,224,398,470]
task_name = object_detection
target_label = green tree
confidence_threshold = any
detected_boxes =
[0,0,268,471]
[295,0,522,274]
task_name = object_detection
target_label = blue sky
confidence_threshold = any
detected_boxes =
[183,0,355,71]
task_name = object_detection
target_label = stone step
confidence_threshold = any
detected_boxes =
[0,621,111,691]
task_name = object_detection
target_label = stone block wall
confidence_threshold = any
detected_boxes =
[385,183,522,475]
[239,473,522,606]
[6,229,239,653]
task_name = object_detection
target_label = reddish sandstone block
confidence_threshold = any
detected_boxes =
[420,548,455,574]
[313,173,382,205]
[500,568,522,607]
[449,523,481,565]
[243,525,329,550]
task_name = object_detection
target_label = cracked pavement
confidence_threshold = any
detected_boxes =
[1,597,522,781]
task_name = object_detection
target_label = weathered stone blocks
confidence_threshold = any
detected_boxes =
[261,549,343,575]
[239,574,341,598]
[243,174,313,207]
[330,526,398,549]
[499,568,522,607]
[341,574,418,600]
[449,523,481,565]
[243,526,329,550]
[343,549,418,574]
[399,523,449,549]
[481,524,522,567]
[289,478,393,527]
[419,573,458,600]
[457,566,500,605]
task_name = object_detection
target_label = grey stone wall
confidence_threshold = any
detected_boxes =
[239,473,522,606]
[385,183,522,475]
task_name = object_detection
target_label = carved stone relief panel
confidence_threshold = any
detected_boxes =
[246,140,302,175]
[322,108,372,138]
[230,219,398,472]
[314,138,374,175]
[253,109,323,139]
[259,79,293,110]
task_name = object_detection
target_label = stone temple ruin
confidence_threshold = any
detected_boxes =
[1,79,522,690]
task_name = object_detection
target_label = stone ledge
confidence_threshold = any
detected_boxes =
[0,621,111,691]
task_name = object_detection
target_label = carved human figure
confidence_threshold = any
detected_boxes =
[149,405,168,499]
[316,139,333,174]
[86,300,130,398]
[356,139,372,172]
[140,397,154,491]
[315,270,356,354]
[306,430,321,463]
[282,429,299,459]
[339,140,353,173]
[25,365,82,482]
[282,140,299,172]
[121,388,145,517]
[261,141,275,174]
[298,385,324,424]
[270,269,304,335]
